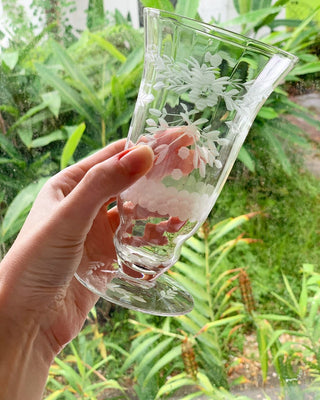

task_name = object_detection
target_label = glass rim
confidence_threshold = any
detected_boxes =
[144,7,299,64]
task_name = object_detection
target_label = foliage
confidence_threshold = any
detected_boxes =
[0,12,144,250]
[121,214,260,399]
[213,160,320,303]
[251,264,320,399]
[0,1,319,398]
[141,0,320,175]
[44,314,130,400]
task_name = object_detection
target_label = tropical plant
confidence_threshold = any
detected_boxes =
[121,213,260,399]
[0,9,144,251]
[254,264,320,398]
[140,0,320,175]
[45,327,129,399]
[222,0,320,175]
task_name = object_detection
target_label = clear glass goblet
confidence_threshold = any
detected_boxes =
[76,8,298,315]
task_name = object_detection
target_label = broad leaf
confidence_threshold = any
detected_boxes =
[41,91,61,118]
[121,334,161,373]
[31,130,66,148]
[36,63,99,129]
[143,345,181,386]
[175,0,199,18]
[17,127,33,148]
[238,146,255,172]
[263,130,292,176]
[60,123,86,169]
[139,0,175,12]
[117,46,144,76]
[1,51,19,70]
[1,177,49,239]
[223,7,282,33]
[134,337,174,378]
[89,33,126,63]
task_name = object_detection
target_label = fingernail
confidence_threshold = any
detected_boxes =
[117,146,139,160]
[119,145,154,175]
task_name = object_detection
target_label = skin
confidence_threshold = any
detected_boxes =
[0,140,154,400]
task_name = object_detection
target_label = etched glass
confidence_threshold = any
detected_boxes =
[76,8,298,315]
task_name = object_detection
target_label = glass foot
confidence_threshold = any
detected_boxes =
[75,269,193,316]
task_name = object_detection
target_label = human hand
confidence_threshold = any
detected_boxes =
[119,127,196,251]
[0,140,153,400]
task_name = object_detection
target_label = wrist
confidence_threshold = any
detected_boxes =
[0,314,54,400]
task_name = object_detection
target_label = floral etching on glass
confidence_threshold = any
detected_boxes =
[141,51,251,180]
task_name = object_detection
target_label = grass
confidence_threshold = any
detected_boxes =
[212,139,320,309]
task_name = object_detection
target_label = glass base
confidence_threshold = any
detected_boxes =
[75,270,194,316]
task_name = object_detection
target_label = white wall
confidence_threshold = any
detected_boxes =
[0,0,140,41]
[0,1,237,34]
[0,0,274,44]
[198,0,238,23]
[68,0,140,31]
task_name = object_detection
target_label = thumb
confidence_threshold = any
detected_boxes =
[58,145,154,234]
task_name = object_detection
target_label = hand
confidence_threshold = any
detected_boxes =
[119,127,195,251]
[0,140,153,400]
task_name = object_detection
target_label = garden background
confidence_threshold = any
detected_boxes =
[0,0,320,399]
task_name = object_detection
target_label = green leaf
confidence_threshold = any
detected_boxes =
[204,315,245,330]
[172,273,208,302]
[233,0,249,14]
[255,319,271,382]
[155,373,195,399]
[89,33,126,63]
[209,214,252,244]
[50,40,103,113]
[0,105,19,117]
[44,389,65,400]
[35,63,99,129]
[31,130,66,148]
[258,106,279,119]
[174,261,206,287]
[0,157,24,166]
[41,91,61,118]
[223,7,282,33]
[185,236,205,254]
[299,271,308,319]
[188,307,212,326]
[262,130,292,176]
[284,6,320,51]
[143,345,181,386]
[1,210,30,242]
[139,0,175,12]
[51,40,94,89]
[180,246,205,267]
[134,337,174,377]
[17,126,33,148]
[10,103,47,132]
[53,357,82,393]
[85,379,125,392]
[121,334,161,373]
[282,273,300,312]
[1,177,49,239]
[238,146,255,172]
[69,341,85,377]
[117,46,144,76]
[2,51,19,70]
[291,61,320,76]
[197,371,216,391]
[175,0,199,18]
[60,123,86,169]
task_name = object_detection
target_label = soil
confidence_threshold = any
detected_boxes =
[286,92,320,178]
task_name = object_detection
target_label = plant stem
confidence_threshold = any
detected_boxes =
[205,234,215,321]
[101,119,106,147]
[128,320,185,340]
